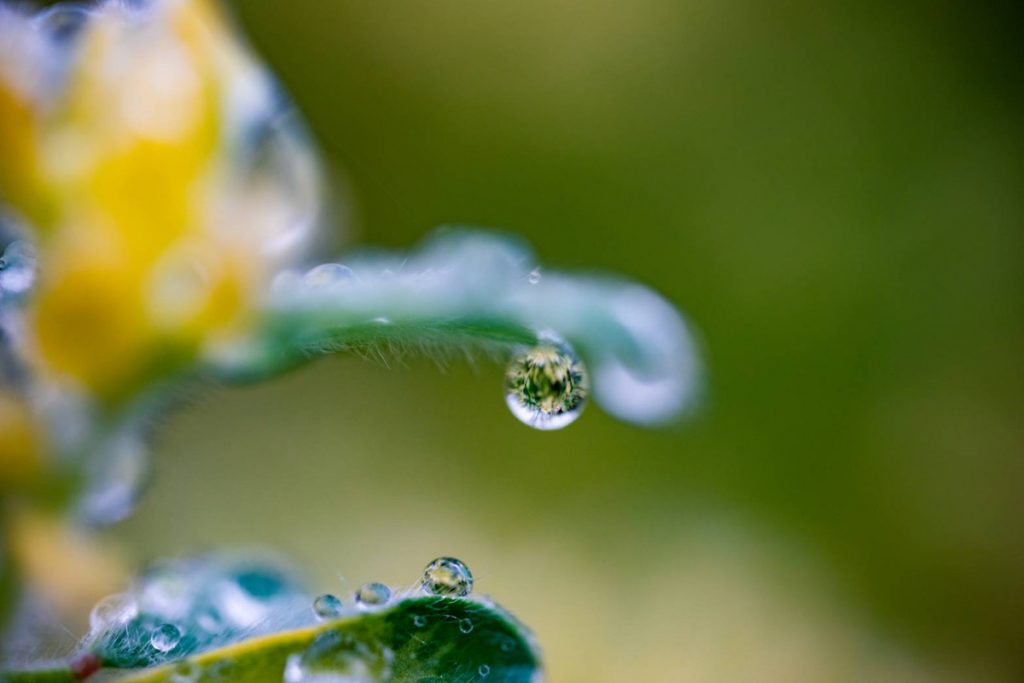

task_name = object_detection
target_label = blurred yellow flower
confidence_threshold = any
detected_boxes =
[0,0,320,402]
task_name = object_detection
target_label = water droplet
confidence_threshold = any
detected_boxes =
[170,661,200,683]
[0,240,36,301]
[312,593,344,620]
[527,267,541,285]
[412,614,427,628]
[421,557,473,597]
[354,582,391,608]
[150,623,183,653]
[478,664,491,678]
[504,335,588,430]
[458,618,474,634]
[89,593,138,631]
[303,263,355,288]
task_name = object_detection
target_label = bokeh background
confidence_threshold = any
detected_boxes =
[103,1,1022,681]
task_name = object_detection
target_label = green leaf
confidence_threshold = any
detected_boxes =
[1,555,540,683]
[208,227,701,426]
[104,596,537,683]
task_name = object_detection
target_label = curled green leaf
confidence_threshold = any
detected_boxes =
[209,228,701,426]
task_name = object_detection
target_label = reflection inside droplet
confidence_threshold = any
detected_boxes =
[421,557,473,597]
[504,335,588,430]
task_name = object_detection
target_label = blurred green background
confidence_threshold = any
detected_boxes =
[112,1,1022,681]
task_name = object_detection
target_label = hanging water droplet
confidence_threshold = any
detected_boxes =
[527,267,541,285]
[89,593,138,631]
[504,335,588,430]
[478,664,491,678]
[0,240,36,302]
[458,618,474,634]
[150,623,183,653]
[303,263,355,288]
[354,582,391,608]
[312,593,344,620]
[421,557,473,597]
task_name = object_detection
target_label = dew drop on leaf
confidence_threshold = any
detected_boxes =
[150,623,183,653]
[458,618,474,634]
[312,593,344,620]
[89,592,138,631]
[354,582,391,608]
[421,557,473,597]
[478,664,491,678]
[504,335,588,430]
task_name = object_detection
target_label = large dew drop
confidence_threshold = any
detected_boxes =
[504,336,588,430]
[421,557,473,598]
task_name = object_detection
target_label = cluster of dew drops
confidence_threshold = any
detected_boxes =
[78,557,486,681]
[311,556,473,621]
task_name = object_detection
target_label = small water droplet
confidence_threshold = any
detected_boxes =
[504,335,588,430]
[89,593,138,631]
[527,267,541,285]
[354,582,391,608]
[303,263,355,288]
[150,623,183,653]
[169,661,200,683]
[478,664,491,678]
[312,593,344,620]
[458,618,474,634]
[421,557,473,597]
[412,614,428,628]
